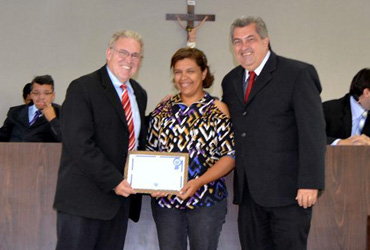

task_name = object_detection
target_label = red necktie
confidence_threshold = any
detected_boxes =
[121,84,135,151]
[244,71,256,102]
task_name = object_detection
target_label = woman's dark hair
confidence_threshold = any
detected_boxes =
[170,47,214,88]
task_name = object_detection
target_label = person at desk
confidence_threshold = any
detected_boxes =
[0,75,61,142]
[22,82,32,104]
[323,68,370,145]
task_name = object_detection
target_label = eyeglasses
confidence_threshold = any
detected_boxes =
[31,91,54,97]
[111,48,142,62]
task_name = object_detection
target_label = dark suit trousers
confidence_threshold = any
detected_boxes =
[56,200,130,250]
[238,187,312,250]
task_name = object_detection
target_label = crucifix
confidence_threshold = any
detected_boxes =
[166,0,215,48]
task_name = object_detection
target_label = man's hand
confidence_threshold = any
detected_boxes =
[114,179,136,197]
[296,189,318,209]
[338,135,370,145]
[41,103,57,121]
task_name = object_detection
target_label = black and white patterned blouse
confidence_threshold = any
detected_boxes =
[146,92,235,209]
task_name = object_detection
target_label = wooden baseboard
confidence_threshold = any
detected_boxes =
[367,216,370,250]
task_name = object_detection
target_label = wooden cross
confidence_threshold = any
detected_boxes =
[166,0,215,29]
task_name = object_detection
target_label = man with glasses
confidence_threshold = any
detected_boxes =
[22,82,32,104]
[53,30,147,250]
[0,74,61,142]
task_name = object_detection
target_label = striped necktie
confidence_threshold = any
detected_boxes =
[29,110,42,126]
[120,84,135,151]
[356,111,368,135]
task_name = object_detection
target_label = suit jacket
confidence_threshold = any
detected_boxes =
[53,65,147,222]
[0,103,61,142]
[323,93,370,144]
[222,51,326,207]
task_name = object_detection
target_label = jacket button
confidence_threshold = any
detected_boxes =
[241,132,246,137]
[242,111,247,116]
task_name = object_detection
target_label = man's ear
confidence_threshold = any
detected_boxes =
[358,88,370,101]
[363,88,370,96]
[106,48,112,61]
[263,37,270,49]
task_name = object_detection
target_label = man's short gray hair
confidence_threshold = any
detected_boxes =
[230,16,269,42]
[109,30,144,52]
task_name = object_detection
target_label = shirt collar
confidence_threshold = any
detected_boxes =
[350,95,366,120]
[29,104,39,115]
[106,65,134,94]
[245,50,271,80]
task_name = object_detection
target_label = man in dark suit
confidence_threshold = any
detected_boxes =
[22,82,32,104]
[0,75,61,142]
[323,68,370,145]
[221,16,326,250]
[53,30,147,250]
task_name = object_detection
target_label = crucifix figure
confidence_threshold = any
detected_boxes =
[166,0,215,48]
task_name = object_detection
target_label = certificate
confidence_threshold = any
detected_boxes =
[124,151,189,194]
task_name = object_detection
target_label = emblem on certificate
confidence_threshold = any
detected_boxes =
[124,151,189,194]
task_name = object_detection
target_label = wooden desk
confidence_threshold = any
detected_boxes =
[0,143,60,250]
[0,144,369,250]
[308,146,370,250]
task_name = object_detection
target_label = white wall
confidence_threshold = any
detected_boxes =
[1,0,370,122]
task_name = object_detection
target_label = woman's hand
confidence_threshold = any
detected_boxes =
[176,156,235,200]
[150,191,168,198]
[176,179,203,200]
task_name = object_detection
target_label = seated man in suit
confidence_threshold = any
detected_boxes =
[22,82,32,104]
[323,68,370,145]
[0,75,61,142]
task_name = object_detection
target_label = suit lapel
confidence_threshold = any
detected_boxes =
[99,66,128,127]
[362,111,370,135]
[20,105,30,126]
[245,52,276,105]
[32,115,47,127]
[342,95,353,137]
[130,79,145,118]
[231,66,245,105]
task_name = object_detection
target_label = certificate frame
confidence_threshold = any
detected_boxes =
[124,151,189,194]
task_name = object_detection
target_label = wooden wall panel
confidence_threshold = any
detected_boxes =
[0,143,60,250]
[1,144,369,250]
[308,146,370,250]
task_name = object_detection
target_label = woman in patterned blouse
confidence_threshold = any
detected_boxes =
[146,47,235,250]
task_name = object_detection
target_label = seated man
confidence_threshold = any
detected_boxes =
[22,83,32,104]
[323,68,370,145]
[0,75,61,142]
